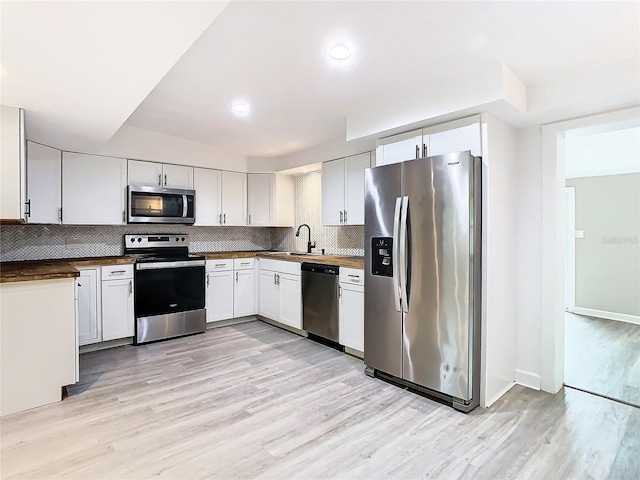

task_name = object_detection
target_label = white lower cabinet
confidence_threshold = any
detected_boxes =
[206,270,234,323]
[206,258,257,323]
[258,260,302,330]
[339,268,365,352]
[259,270,280,321]
[234,269,256,318]
[101,265,134,341]
[233,258,256,318]
[77,268,101,346]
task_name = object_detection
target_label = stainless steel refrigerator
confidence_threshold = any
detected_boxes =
[364,150,482,412]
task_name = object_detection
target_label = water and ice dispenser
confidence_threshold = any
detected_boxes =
[371,237,393,277]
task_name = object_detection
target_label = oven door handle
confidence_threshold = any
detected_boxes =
[136,260,205,270]
[182,195,188,218]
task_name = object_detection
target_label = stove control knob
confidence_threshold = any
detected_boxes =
[181,237,185,242]
[137,238,142,243]
[130,238,135,243]
[175,237,179,241]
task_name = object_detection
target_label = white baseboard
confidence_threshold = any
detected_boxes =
[515,369,541,390]
[571,307,640,325]
[484,381,516,408]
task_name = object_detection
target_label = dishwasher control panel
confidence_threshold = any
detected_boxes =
[371,237,393,277]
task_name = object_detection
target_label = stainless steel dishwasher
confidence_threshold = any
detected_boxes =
[302,262,340,343]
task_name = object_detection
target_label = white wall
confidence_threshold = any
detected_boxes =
[514,126,543,389]
[565,127,640,178]
[100,125,247,172]
[249,136,376,173]
[481,114,519,407]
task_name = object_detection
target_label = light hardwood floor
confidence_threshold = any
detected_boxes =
[565,312,640,407]
[2,321,638,479]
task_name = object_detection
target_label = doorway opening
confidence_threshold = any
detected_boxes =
[562,120,640,407]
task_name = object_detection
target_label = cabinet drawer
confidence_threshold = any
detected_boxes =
[206,259,233,272]
[102,264,133,280]
[339,267,364,286]
[233,258,255,270]
[259,258,301,276]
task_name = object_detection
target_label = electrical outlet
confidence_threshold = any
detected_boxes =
[65,237,83,249]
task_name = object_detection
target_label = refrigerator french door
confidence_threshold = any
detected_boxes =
[364,150,482,412]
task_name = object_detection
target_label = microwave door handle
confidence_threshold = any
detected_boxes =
[182,195,188,217]
[392,197,402,312]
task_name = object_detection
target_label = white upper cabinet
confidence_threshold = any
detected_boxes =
[425,118,482,157]
[322,152,371,226]
[162,164,194,189]
[26,142,62,224]
[344,153,371,225]
[221,171,247,226]
[247,174,294,227]
[127,160,163,187]
[128,160,193,189]
[62,152,127,225]
[375,116,482,166]
[194,168,222,226]
[0,105,26,221]
[247,174,272,226]
[375,129,424,166]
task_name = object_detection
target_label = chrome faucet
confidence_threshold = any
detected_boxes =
[295,224,316,254]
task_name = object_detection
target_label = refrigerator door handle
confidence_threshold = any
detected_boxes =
[399,195,409,313]
[392,197,402,312]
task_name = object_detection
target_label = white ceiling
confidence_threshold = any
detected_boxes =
[2,1,639,160]
[0,1,228,152]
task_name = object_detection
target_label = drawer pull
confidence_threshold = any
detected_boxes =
[110,270,126,275]
[215,263,226,267]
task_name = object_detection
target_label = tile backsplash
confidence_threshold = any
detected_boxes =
[0,224,274,262]
[272,170,364,256]
[0,170,364,262]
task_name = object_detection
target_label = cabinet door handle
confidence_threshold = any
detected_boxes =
[223,213,226,224]
[236,271,239,283]
[58,208,62,222]
[158,174,162,186]
[415,145,419,159]
[338,285,342,298]
[340,211,343,224]
[207,273,210,287]
[219,213,222,225]
[122,210,126,223]
[24,199,31,217]
[422,144,427,158]
[274,273,277,285]
[344,210,347,224]
[128,280,132,295]
[248,214,251,225]
[164,174,167,186]
[277,274,280,285]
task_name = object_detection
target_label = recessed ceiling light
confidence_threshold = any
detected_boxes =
[232,103,250,114]
[328,45,351,60]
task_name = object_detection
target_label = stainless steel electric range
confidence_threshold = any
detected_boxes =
[125,234,206,344]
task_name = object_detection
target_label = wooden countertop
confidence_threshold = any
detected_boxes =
[197,251,364,269]
[68,256,134,267]
[0,252,363,284]
[0,256,134,283]
[0,261,80,283]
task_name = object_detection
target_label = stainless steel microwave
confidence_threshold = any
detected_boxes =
[128,185,195,224]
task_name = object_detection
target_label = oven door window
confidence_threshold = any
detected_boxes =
[135,265,205,317]
[130,192,185,218]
